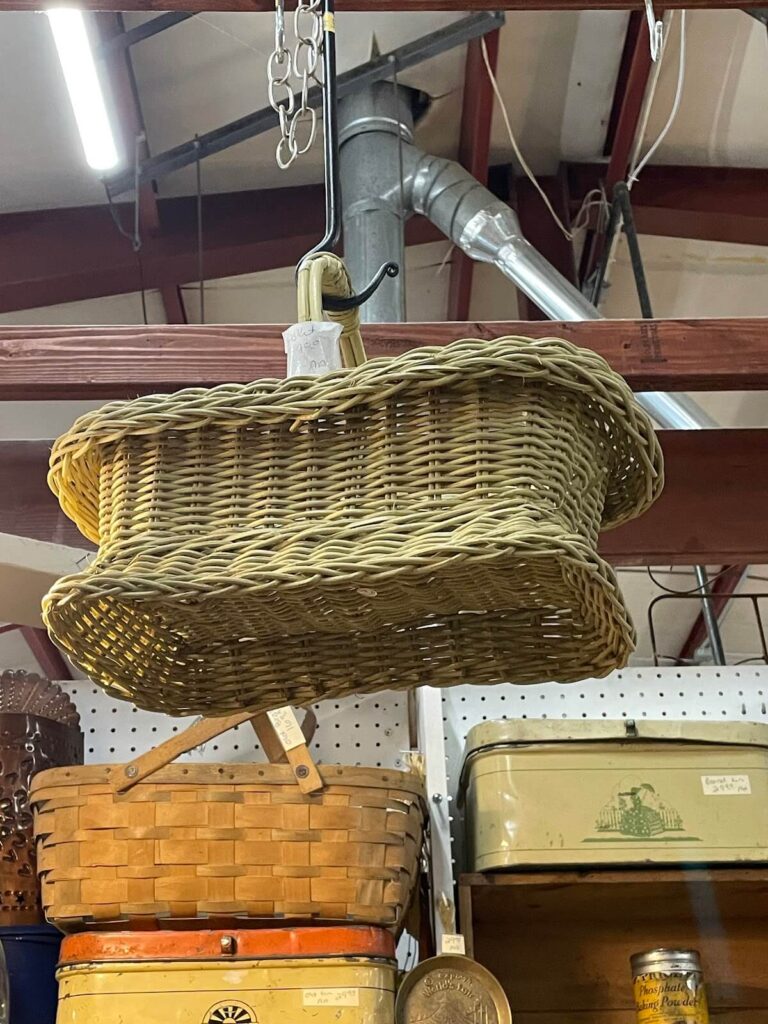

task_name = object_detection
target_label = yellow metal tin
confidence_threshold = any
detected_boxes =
[462,720,768,869]
[56,954,395,1024]
[631,950,709,1024]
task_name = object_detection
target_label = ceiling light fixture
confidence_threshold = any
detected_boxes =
[46,9,120,171]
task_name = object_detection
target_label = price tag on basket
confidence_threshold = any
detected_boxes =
[267,707,306,752]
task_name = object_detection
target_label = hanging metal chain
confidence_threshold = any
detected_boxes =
[268,0,323,169]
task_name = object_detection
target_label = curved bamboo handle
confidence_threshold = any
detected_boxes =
[113,708,323,795]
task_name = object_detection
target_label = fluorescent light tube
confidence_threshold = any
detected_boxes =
[47,9,120,171]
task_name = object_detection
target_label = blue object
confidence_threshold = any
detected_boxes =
[0,925,61,1024]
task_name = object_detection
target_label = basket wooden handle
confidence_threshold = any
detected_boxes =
[112,707,323,795]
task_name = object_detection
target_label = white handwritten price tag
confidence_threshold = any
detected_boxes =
[701,773,751,795]
[441,934,466,955]
[303,988,359,1007]
[283,321,343,377]
[267,707,305,752]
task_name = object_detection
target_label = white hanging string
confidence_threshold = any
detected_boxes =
[628,9,687,187]
[480,36,573,241]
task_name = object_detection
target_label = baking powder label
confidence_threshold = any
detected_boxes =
[633,974,709,1023]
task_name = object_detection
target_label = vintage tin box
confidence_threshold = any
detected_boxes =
[55,927,395,1024]
[461,720,768,869]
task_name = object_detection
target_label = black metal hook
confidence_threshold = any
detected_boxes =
[322,261,399,311]
[297,0,399,310]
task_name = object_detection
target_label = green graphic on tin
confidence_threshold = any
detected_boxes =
[584,777,701,843]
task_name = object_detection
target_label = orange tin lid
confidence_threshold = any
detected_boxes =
[60,927,395,965]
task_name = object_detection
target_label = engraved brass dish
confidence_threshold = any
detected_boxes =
[396,954,512,1024]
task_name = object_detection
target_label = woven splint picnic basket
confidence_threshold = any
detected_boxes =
[31,714,426,932]
[43,333,663,714]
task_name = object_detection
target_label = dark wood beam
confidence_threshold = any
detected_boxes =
[95,13,187,324]
[4,1,750,11]
[600,431,768,566]
[0,189,440,314]
[5,432,768,568]
[579,11,655,285]
[0,442,87,549]
[2,319,767,400]
[19,627,73,680]
[447,28,500,321]
[569,163,768,248]
[513,171,578,320]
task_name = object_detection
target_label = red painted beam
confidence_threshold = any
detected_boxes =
[447,28,500,321]
[20,627,73,680]
[600,431,768,566]
[514,171,578,320]
[0,1,750,12]
[0,190,441,313]
[676,565,747,663]
[604,10,652,190]
[5,431,768,568]
[580,11,655,284]
[2,319,768,399]
[96,13,187,323]
[569,163,768,247]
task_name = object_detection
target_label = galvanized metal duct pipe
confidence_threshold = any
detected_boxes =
[339,84,412,322]
[339,82,717,431]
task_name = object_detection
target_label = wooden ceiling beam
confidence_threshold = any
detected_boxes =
[20,627,74,680]
[600,431,768,566]
[1,319,767,400]
[95,13,188,324]
[4,432,768,567]
[569,162,768,247]
[0,188,441,314]
[1,1,749,11]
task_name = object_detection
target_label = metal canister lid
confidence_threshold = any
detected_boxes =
[631,948,702,976]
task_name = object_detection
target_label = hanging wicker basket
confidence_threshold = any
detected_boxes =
[43,335,663,714]
[31,715,426,932]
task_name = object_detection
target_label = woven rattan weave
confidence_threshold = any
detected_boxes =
[43,335,663,714]
[31,762,424,931]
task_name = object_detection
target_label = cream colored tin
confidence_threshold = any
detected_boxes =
[461,720,768,869]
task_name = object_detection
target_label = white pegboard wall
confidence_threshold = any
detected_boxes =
[442,666,768,869]
[443,666,768,792]
[59,684,411,770]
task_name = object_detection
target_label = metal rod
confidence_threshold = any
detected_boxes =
[694,566,727,665]
[303,0,341,257]
[104,11,505,197]
[612,181,726,663]
[614,181,653,318]
[299,1,400,310]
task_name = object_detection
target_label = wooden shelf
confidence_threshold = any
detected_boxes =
[459,868,768,1023]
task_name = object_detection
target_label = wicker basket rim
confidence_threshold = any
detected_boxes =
[49,334,658,483]
[41,521,620,614]
[30,761,426,798]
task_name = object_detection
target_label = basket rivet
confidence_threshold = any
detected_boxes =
[124,765,138,778]
[295,765,310,780]
[220,935,236,955]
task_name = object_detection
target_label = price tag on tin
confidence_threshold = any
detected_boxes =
[441,933,466,955]
[267,707,305,752]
